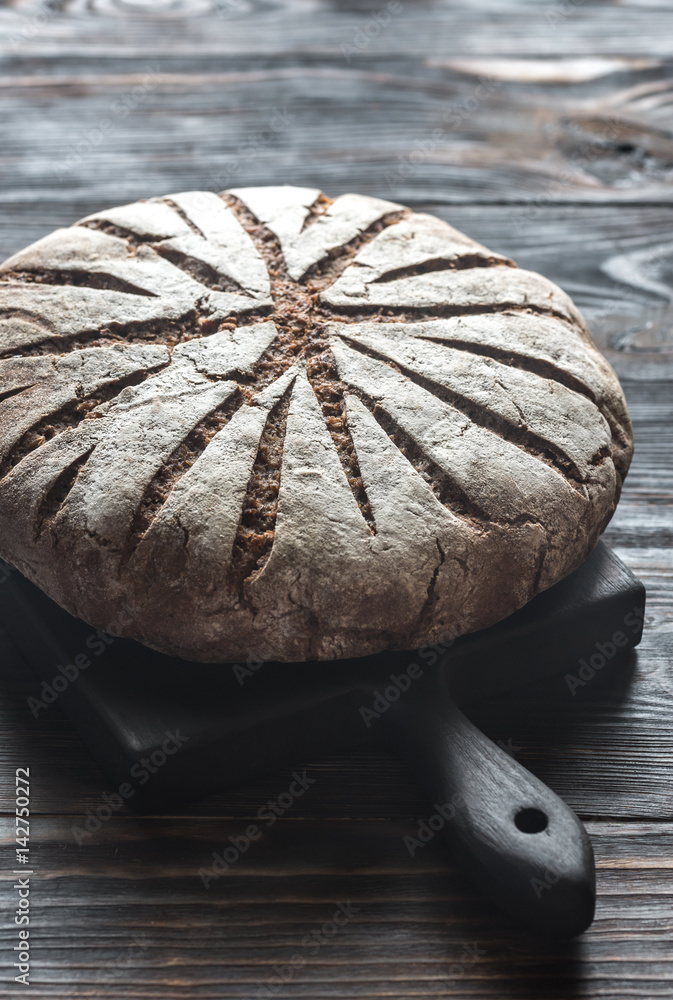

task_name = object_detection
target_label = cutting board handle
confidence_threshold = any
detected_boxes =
[385,673,596,936]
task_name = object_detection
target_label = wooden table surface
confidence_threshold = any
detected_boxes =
[1,1,672,996]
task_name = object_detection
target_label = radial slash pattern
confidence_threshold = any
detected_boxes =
[0,187,633,661]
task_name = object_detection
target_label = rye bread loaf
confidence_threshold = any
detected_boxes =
[0,187,632,662]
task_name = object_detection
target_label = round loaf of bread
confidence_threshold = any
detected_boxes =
[0,187,632,662]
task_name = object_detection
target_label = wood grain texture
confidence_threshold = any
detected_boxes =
[1,816,673,998]
[2,62,673,207]
[0,0,672,996]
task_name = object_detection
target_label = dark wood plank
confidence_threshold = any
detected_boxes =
[0,63,671,207]
[1,1,672,995]
[1,817,672,998]
[4,0,673,60]
[1,14,673,207]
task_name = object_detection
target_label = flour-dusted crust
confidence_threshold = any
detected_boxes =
[0,187,633,662]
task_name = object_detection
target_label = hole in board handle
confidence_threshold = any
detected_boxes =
[515,807,548,834]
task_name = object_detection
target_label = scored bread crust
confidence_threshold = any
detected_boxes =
[0,187,633,662]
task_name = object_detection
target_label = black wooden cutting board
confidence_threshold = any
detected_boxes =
[0,541,645,809]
